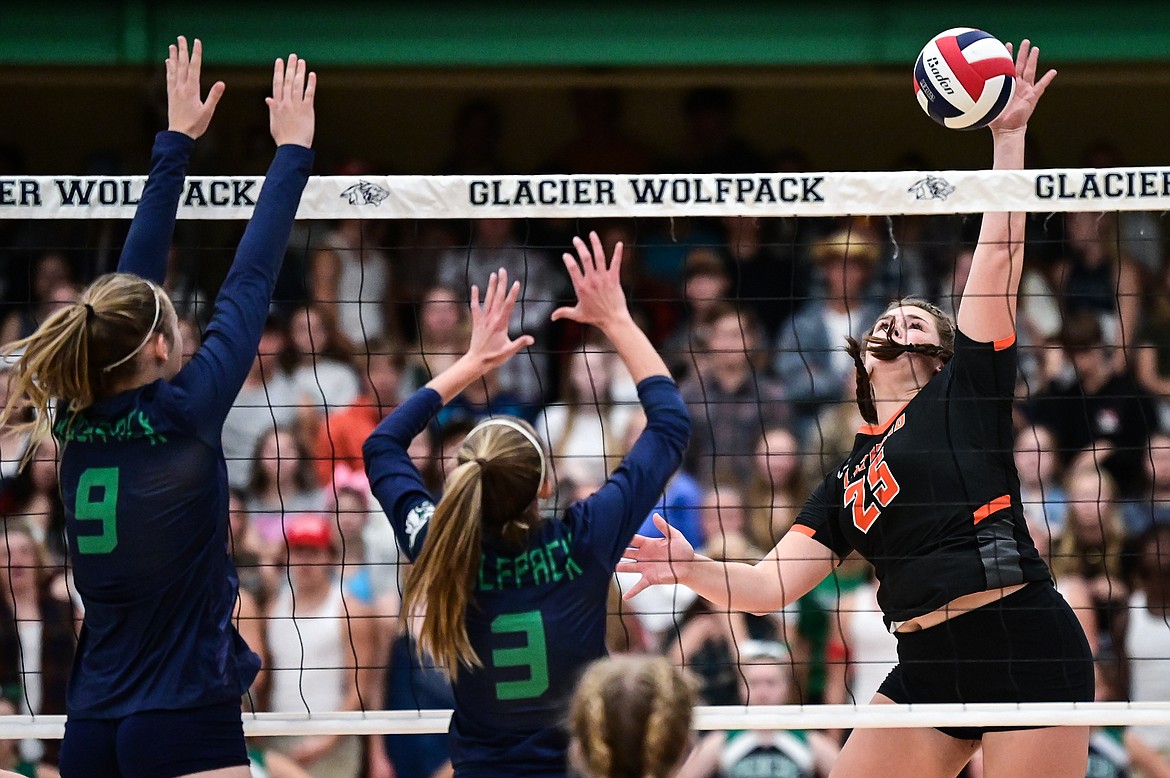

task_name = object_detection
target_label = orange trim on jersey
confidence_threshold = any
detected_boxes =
[973,494,1012,524]
[993,334,1016,351]
[857,401,910,436]
[790,524,816,538]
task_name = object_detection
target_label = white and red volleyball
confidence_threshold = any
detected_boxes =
[914,28,1016,130]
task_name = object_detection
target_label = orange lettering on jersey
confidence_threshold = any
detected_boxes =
[844,439,903,533]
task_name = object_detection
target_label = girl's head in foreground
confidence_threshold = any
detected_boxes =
[0,273,179,466]
[402,415,551,677]
[570,655,696,778]
[846,297,956,424]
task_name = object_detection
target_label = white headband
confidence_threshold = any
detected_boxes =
[102,282,163,373]
[472,417,547,488]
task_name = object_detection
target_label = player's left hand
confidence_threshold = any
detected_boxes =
[166,36,225,140]
[988,39,1057,133]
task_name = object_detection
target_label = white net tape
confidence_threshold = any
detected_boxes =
[3,703,1170,739]
[2,167,1168,220]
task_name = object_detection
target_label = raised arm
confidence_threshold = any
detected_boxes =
[552,231,670,384]
[957,40,1056,343]
[118,36,225,282]
[423,267,535,402]
[174,54,315,426]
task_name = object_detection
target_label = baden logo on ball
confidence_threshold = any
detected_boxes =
[914,28,1016,130]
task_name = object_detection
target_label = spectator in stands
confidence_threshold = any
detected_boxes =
[222,316,297,489]
[536,338,635,495]
[774,228,885,437]
[1134,259,1170,432]
[1014,422,1069,542]
[4,441,66,562]
[1115,524,1170,767]
[1123,432,1170,534]
[228,487,271,609]
[661,248,732,381]
[0,524,76,771]
[286,302,361,448]
[746,426,808,552]
[1051,463,1129,639]
[678,640,838,778]
[436,218,563,410]
[1055,211,1141,368]
[244,425,324,555]
[696,485,751,555]
[405,283,470,393]
[682,302,788,493]
[0,251,78,345]
[312,336,404,485]
[0,363,31,515]
[327,464,399,604]
[435,363,532,427]
[597,220,679,348]
[265,514,379,778]
[1027,311,1156,498]
[723,216,810,337]
[309,201,393,347]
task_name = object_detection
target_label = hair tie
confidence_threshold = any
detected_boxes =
[83,303,96,322]
[474,457,489,468]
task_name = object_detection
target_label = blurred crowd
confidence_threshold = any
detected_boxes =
[2,88,1170,778]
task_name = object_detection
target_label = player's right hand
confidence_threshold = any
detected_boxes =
[166,36,225,140]
[617,513,696,599]
[267,54,316,148]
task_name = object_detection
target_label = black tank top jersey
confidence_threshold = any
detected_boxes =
[793,330,1051,623]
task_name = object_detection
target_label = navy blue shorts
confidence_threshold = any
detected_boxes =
[59,699,248,778]
[877,581,1094,741]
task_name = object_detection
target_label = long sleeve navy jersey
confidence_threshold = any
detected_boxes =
[56,132,314,718]
[364,375,690,777]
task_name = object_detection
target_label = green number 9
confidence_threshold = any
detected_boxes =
[76,467,119,555]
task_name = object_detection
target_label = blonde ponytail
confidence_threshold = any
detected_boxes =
[0,273,171,470]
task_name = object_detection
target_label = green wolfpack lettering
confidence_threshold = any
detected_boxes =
[56,410,167,445]
[478,531,584,591]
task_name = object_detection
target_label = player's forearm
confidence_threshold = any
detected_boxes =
[678,555,786,615]
[424,353,491,404]
[118,131,195,282]
[601,313,670,384]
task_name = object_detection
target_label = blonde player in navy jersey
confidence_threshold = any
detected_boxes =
[0,38,315,778]
[624,42,1092,778]
[363,232,691,777]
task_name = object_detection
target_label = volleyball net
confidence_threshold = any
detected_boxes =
[1,165,1169,744]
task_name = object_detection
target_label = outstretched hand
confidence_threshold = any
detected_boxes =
[466,268,535,372]
[616,514,696,599]
[267,54,316,148]
[988,39,1056,133]
[166,36,224,140]
[551,231,631,330]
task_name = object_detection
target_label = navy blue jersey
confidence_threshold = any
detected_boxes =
[56,132,314,718]
[793,331,1050,624]
[364,375,689,777]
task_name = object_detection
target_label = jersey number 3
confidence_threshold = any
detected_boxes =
[491,610,549,701]
[843,447,900,533]
[75,466,120,554]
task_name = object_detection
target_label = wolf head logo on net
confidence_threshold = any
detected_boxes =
[341,180,391,206]
[908,175,956,201]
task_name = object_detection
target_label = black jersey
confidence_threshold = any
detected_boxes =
[793,331,1050,624]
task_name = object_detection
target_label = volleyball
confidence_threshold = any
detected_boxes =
[914,28,1016,130]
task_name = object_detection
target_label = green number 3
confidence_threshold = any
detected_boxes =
[491,610,549,701]
[75,467,119,554]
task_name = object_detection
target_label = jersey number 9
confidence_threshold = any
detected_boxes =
[75,467,120,555]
